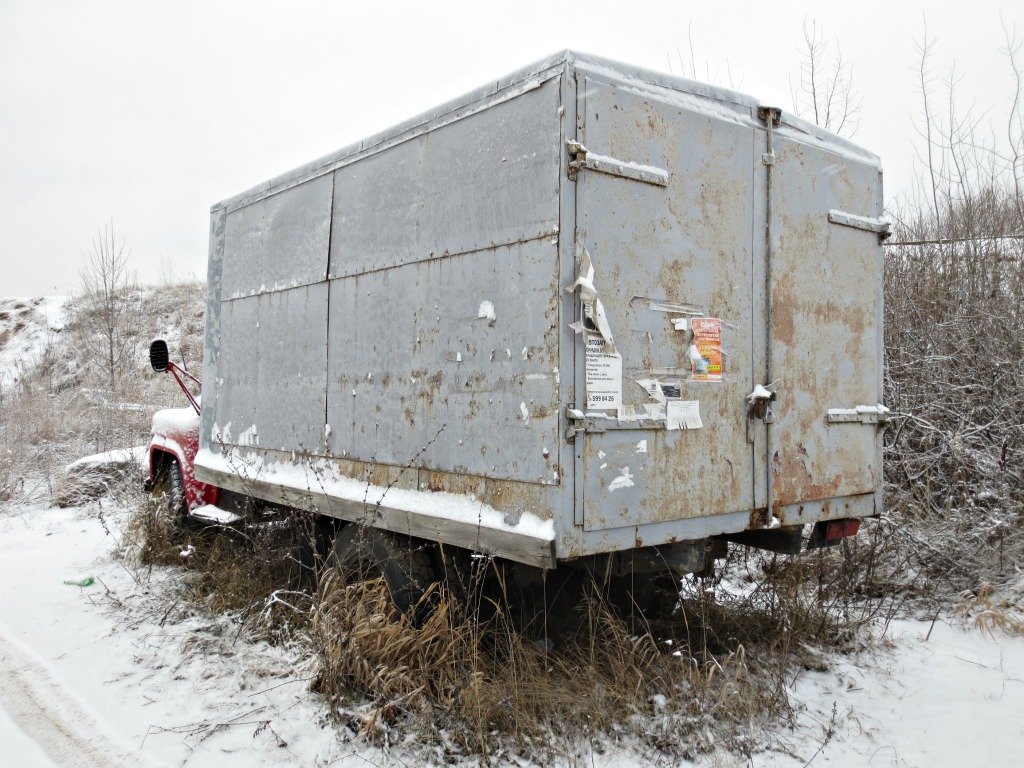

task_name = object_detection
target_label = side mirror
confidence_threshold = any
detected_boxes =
[149,339,170,373]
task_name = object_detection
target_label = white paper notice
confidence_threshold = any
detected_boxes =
[666,400,703,430]
[585,333,622,409]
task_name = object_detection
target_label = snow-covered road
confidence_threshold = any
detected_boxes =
[0,629,145,768]
[0,505,365,768]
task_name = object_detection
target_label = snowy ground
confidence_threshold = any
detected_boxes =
[1,502,1022,768]
[0,297,67,389]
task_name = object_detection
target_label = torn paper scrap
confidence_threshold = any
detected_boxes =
[477,300,497,325]
[746,383,774,405]
[666,400,703,430]
[642,403,666,420]
[566,245,616,354]
[636,378,667,404]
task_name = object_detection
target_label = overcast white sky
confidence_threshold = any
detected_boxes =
[2,0,1021,296]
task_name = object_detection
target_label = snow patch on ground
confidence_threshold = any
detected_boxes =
[0,504,374,768]
[0,296,67,390]
[761,619,1024,766]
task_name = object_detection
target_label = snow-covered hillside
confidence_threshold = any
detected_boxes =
[0,296,67,390]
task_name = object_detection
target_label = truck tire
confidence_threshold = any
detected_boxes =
[151,458,187,519]
[332,524,437,623]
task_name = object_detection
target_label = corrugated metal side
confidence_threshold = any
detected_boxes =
[200,207,226,455]
[324,75,562,487]
[221,174,333,299]
[198,51,885,566]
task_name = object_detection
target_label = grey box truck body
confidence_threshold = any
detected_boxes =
[194,51,888,570]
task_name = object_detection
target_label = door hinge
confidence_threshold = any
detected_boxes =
[827,404,892,426]
[567,140,668,187]
[828,210,893,241]
[757,107,782,165]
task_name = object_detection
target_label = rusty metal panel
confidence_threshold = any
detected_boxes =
[325,238,561,485]
[328,77,561,279]
[221,174,332,299]
[766,131,884,506]
[574,77,757,532]
[200,207,226,453]
[198,51,887,566]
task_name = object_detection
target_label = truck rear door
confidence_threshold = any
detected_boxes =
[571,76,758,534]
[760,122,886,516]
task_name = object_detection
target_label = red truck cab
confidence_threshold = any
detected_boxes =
[147,339,220,514]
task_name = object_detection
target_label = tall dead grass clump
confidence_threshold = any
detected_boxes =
[307,561,814,763]
[121,501,318,641]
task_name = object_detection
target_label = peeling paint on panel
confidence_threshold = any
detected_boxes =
[608,467,635,492]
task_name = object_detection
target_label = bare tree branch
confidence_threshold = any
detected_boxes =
[790,18,862,136]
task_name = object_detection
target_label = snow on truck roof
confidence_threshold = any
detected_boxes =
[213,49,881,213]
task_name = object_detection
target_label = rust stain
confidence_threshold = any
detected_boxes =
[773,445,843,506]
[748,507,769,529]
[483,477,547,518]
[772,266,797,348]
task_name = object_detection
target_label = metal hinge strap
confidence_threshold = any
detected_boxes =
[827,404,892,425]
[567,140,668,187]
[828,210,892,240]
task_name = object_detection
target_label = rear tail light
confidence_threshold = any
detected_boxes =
[807,518,861,550]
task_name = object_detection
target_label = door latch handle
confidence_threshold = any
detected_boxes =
[746,384,777,422]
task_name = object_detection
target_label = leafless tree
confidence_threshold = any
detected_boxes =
[76,221,142,396]
[790,18,862,136]
[666,21,742,90]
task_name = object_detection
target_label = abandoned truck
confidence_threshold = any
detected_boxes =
[147,50,890,610]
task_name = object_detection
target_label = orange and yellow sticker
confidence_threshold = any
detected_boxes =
[691,318,723,382]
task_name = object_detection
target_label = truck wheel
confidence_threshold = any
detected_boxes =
[151,458,187,519]
[332,524,437,623]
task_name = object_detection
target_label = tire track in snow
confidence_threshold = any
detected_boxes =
[0,628,148,768]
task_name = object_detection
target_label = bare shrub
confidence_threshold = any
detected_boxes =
[882,27,1024,601]
[73,221,143,396]
[789,18,862,136]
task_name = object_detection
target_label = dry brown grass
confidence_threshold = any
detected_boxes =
[304,554,833,763]
[121,499,319,641]
[953,581,1024,638]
